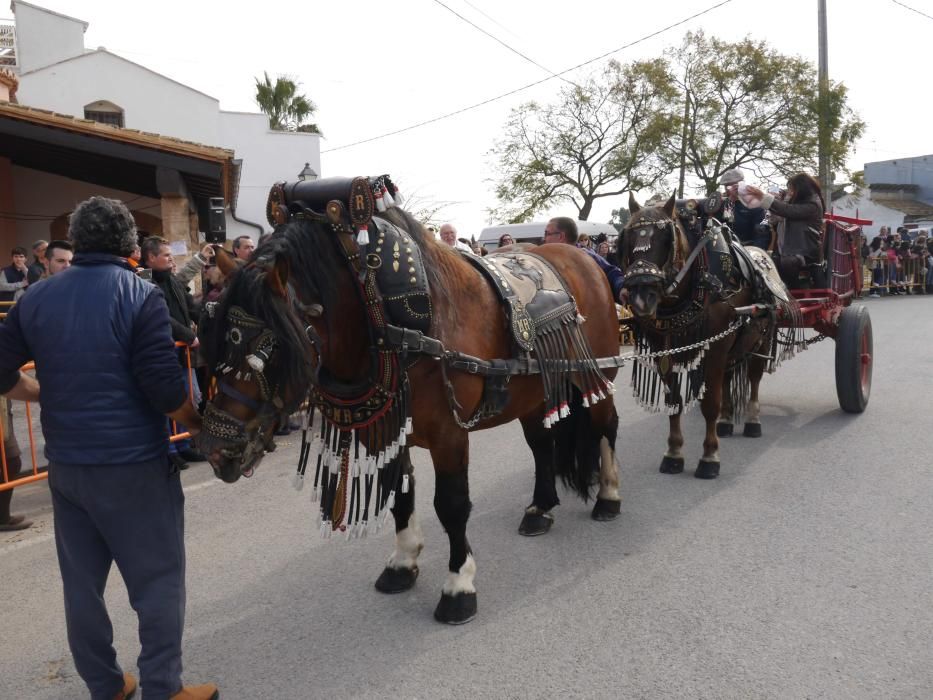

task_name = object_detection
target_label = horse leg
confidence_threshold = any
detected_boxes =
[717,368,735,437]
[375,447,423,594]
[518,413,558,536]
[742,356,766,438]
[590,400,622,521]
[660,375,685,474]
[431,438,477,625]
[660,410,686,474]
[696,356,727,479]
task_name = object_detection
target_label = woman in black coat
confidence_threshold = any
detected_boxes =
[746,173,825,287]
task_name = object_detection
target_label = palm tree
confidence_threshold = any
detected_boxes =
[254,72,322,134]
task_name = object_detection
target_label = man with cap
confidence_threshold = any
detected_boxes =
[719,168,768,249]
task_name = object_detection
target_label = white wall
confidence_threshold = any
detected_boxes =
[831,189,905,239]
[12,1,86,74]
[17,51,221,146]
[10,165,159,248]
[219,111,322,234]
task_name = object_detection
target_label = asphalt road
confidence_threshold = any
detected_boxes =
[2,295,931,699]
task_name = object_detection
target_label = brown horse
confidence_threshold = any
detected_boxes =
[618,193,793,479]
[198,190,622,624]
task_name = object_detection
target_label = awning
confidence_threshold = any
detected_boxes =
[0,100,239,206]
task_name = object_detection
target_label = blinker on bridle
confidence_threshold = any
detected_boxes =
[622,217,679,292]
[202,302,288,476]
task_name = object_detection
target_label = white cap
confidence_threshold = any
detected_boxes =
[719,168,744,186]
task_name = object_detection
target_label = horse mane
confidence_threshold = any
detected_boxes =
[201,231,316,396]
[202,205,466,389]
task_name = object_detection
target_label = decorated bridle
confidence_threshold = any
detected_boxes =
[622,206,722,298]
[200,301,288,476]
[622,214,686,294]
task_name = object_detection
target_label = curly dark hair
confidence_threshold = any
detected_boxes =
[68,196,138,256]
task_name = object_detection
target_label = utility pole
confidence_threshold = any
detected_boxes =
[677,89,691,198]
[817,0,832,203]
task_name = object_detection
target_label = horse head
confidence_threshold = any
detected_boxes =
[618,192,690,319]
[198,228,323,483]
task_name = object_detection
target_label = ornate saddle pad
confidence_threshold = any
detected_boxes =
[734,244,790,303]
[465,251,575,352]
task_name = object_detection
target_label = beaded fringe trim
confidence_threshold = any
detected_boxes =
[538,311,615,428]
[292,391,412,540]
[630,330,707,415]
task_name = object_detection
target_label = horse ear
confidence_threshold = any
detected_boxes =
[215,246,238,278]
[265,255,290,299]
[663,191,676,218]
[628,192,641,214]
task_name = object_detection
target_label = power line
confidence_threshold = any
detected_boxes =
[431,0,576,87]
[323,0,734,153]
[890,0,933,21]
[460,0,522,39]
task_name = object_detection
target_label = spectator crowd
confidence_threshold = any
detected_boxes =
[862,226,933,297]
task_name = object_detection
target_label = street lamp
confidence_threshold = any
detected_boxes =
[298,163,318,182]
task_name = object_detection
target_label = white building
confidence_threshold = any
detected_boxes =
[831,185,933,240]
[0,0,321,255]
[831,155,933,239]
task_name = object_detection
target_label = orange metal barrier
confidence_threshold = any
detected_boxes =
[0,342,199,493]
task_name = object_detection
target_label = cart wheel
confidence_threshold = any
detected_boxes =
[835,305,872,413]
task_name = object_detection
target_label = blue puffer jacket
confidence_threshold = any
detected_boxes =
[4,254,188,466]
[580,247,625,301]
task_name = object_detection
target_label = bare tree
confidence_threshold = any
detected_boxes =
[397,187,463,230]
[489,59,681,223]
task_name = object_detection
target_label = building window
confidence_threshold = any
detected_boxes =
[83,101,124,128]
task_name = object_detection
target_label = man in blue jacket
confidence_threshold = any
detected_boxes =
[544,217,626,302]
[0,197,218,700]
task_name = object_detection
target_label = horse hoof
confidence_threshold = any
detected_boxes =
[743,422,762,438]
[659,456,685,474]
[374,565,419,594]
[716,422,734,437]
[591,498,621,521]
[434,592,477,625]
[695,460,720,479]
[518,511,553,536]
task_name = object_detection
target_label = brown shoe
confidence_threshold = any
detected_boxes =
[171,684,219,700]
[112,672,137,700]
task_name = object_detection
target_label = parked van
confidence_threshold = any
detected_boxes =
[478,220,618,251]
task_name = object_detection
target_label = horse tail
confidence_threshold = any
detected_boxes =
[552,386,605,502]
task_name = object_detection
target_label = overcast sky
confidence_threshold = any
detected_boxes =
[15,0,933,237]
